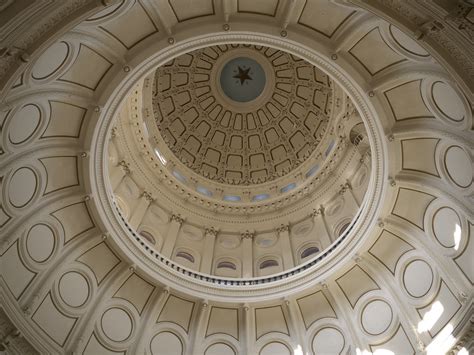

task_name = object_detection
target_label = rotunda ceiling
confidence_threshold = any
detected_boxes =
[0,1,472,354]
[150,44,333,185]
[105,38,374,286]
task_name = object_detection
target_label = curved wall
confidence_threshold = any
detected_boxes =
[0,0,472,354]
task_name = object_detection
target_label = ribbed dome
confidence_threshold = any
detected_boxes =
[106,44,371,282]
[0,1,472,355]
[151,44,333,185]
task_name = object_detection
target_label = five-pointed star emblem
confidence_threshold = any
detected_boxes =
[233,66,252,85]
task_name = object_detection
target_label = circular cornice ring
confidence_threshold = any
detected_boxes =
[212,47,275,112]
[89,32,388,302]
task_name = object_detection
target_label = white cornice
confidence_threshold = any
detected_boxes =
[88,30,387,302]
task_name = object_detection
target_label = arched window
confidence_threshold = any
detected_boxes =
[172,170,187,183]
[350,133,364,145]
[215,258,241,278]
[217,261,236,270]
[324,140,335,157]
[349,123,366,146]
[280,182,296,193]
[139,230,155,244]
[306,164,319,178]
[114,195,129,219]
[338,222,351,237]
[154,148,167,165]
[176,251,194,263]
[223,195,241,202]
[252,193,270,201]
[260,259,279,269]
[301,246,320,259]
[196,185,212,197]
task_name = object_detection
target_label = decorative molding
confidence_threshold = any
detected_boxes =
[0,3,472,355]
[0,0,100,87]
[170,214,184,225]
[118,160,131,174]
[205,227,218,238]
[241,230,255,240]
[276,224,289,233]
[142,191,154,202]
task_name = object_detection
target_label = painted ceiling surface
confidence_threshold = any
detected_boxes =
[151,44,333,185]
[0,1,472,355]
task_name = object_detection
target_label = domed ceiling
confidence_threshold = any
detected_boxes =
[0,1,472,355]
[150,44,333,185]
[107,41,371,282]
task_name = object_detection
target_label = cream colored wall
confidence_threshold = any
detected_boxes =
[108,86,371,277]
[0,0,472,354]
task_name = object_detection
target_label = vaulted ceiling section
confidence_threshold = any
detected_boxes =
[0,1,473,354]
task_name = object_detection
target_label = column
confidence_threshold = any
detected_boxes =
[360,148,371,167]
[3,330,38,355]
[344,181,360,208]
[187,301,210,355]
[200,227,217,274]
[127,287,170,354]
[277,224,294,269]
[241,304,254,354]
[110,160,128,190]
[161,214,183,258]
[324,281,370,351]
[311,206,332,248]
[241,231,254,278]
[320,206,334,243]
[283,298,308,354]
[129,191,153,229]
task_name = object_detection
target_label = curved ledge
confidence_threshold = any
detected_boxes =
[118,201,363,286]
[89,31,388,302]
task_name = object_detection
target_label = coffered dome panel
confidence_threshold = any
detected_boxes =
[1,1,473,354]
[150,44,333,185]
[106,60,374,283]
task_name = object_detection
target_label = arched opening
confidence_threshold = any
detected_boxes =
[301,246,320,259]
[176,251,195,263]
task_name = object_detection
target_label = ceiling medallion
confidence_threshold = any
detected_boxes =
[232,65,252,85]
[220,57,266,102]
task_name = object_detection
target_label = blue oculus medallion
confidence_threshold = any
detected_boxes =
[220,57,266,102]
